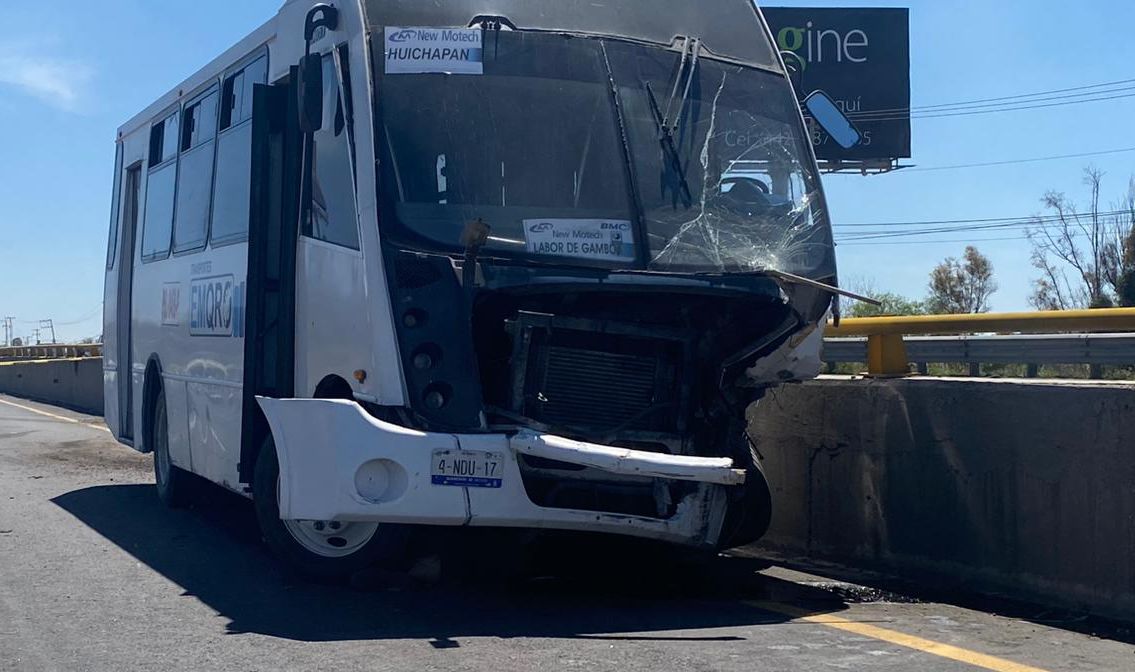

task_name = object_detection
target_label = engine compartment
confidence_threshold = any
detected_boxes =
[471,283,794,525]
[383,250,821,542]
[474,287,795,447]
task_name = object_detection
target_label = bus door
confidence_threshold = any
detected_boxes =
[116,164,142,439]
[291,48,368,400]
[240,75,302,483]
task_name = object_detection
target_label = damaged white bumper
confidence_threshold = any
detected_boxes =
[255,397,745,547]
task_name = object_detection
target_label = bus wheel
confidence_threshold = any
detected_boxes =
[152,386,192,508]
[252,436,407,581]
[717,432,772,550]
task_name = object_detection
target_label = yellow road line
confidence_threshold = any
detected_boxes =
[0,397,111,434]
[750,601,1050,672]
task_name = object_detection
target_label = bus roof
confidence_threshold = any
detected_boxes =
[363,0,782,72]
[118,0,784,140]
[117,16,278,139]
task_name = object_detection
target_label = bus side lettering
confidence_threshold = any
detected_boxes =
[189,275,236,337]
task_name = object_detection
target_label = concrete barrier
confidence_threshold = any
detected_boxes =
[750,376,1135,621]
[0,357,104,415]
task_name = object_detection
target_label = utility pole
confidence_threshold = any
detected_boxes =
[1,317,13,347]
[32,328,41,345]
[40,319,56,344]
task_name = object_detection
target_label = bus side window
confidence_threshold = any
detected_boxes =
[141,112,179,262]
[305,51,359,250]
[106,143,124,270]
[173,88,219,253]
[211,55,267,244]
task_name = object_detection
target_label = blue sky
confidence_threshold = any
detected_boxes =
[1,1,1134,341]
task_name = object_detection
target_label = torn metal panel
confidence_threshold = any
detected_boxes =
[255,397,731,546]
[512,430,746,485]
[745,320,826,384]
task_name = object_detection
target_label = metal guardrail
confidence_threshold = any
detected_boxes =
[824,333,1135,376]
[825,308,1135,375]
[0,344,103,362]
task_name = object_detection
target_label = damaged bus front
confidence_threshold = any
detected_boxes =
[257,0,837,572]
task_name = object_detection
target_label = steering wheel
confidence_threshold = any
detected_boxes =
[719,176,773,214]
[720,176,770,196]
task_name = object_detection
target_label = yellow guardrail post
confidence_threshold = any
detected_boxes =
[827,307,1135,376]
[866,333,910,376]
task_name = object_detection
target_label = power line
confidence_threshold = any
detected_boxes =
[836,214,1038,229]
[913,77,1135,111]
[835,235,1029,247]
[848,82,1135,119]
[53,304,103,326]
[836,76,1135,118]
[842,90,1135,123]
[836,225,1038,241]
[834,208,1132,229]
[838,220,1126,242]
[841,221,1100,241]
[834,224,1126,245]
[834,210,1134,242]
[901,147,1135,173]
[914,91,1135,119]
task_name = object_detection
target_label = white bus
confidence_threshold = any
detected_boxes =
[103,0,840,579]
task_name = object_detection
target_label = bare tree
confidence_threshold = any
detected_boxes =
[1108,182,1135,307]
[926,246,997,314]
[1028,168,1135,309]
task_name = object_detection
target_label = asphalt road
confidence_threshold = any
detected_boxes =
[1,393,1132,672]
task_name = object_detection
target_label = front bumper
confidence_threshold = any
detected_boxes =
[255,397,745,547]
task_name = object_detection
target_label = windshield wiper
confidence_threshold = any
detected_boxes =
[645,37,701,210]
[645,82,693,209]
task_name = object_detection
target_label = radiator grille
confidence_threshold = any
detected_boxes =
[515,317,681,433]
[537,346,658,429]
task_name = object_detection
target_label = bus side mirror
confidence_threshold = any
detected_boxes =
[297,53,323,133]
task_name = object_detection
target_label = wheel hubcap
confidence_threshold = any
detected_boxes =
[278,478,378,557]
[282,518,379,558]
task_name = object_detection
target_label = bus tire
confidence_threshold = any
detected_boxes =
[717,435,773,550]
[252,435,408,582]
[152,386,192,508]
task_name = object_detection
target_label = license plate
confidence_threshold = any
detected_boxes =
[431,450,505,488]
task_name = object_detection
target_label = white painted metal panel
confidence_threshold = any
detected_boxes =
[257,398,731,546]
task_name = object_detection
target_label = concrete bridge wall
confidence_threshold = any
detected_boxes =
[0,358,104,415]
[750,376,1135,620]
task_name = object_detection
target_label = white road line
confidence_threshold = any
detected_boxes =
[0,397,111,433]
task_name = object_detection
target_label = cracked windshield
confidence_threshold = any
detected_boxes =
[606,40,832,275]
[379,31,832,276]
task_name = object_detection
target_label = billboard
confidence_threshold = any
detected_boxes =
[762,7,911,164]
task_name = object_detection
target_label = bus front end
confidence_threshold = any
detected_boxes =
[261,0,836,554]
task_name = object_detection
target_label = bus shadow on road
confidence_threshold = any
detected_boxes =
[52,483,848,643]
